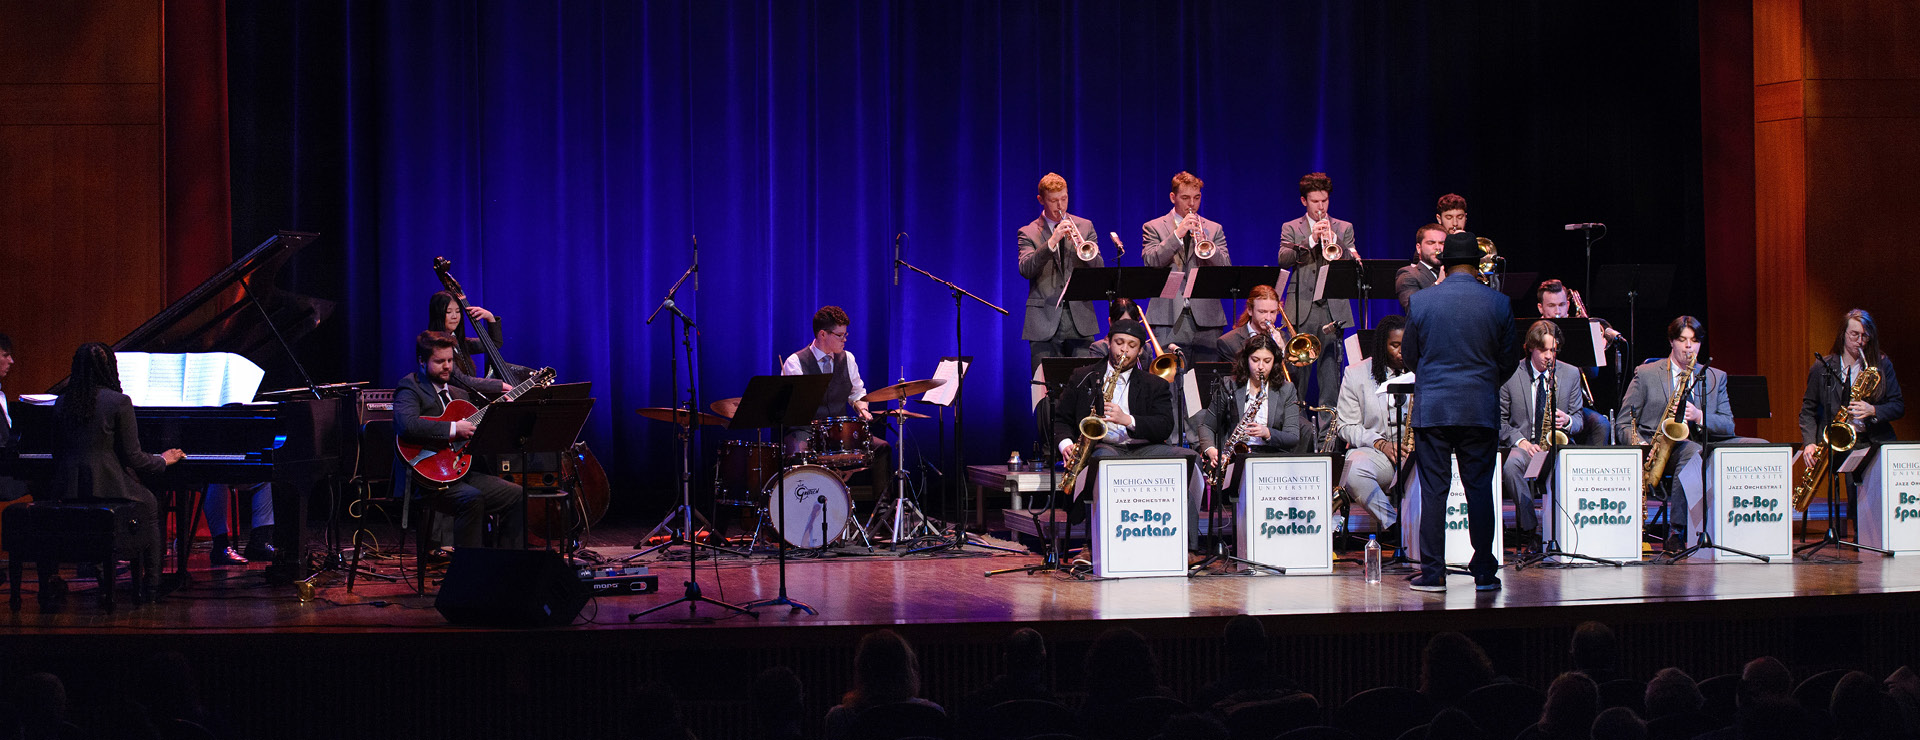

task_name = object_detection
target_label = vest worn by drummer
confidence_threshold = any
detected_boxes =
[793,346,854,420]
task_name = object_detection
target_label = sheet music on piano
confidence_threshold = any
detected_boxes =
[116,352,266,407]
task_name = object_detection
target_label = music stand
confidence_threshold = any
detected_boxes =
[987,357,1106,578]
[1062,266,1173,307]
[1661,442,1781,564]
[1514,446,1626,569]
[465,397,596,560]
[716,374,831,616]
[1315,260,1398,329]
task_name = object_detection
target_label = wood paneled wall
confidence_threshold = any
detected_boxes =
[1743,0,1920,445]
[0,0,228,396]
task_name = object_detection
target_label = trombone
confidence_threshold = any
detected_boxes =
[1267,296,1323,368]
[1108,230,1180,382]
[1474,236,1500,285]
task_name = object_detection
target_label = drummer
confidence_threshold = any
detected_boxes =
[781,306,892,481]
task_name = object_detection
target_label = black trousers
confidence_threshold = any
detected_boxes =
[1413,425,1499,581]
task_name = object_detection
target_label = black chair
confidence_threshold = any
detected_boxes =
[1596,678,1646,715]
[1225,693,1322,740]
[851,701,952,740]
[4,500,152,610]
[987,699,1076,740]
[1457,683,1545,740]
[1791,669,1848,713]
[1334,687,1435,740]
[1695,673,1739,723]
[1276,728,1357,740]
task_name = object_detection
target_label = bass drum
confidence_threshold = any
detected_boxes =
[525,443,611,548]
[764,465,851,549]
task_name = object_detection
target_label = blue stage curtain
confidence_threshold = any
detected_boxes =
[228,1,1706,512]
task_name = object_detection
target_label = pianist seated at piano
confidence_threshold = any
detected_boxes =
[393,331,525,552]
[45,343,185,596]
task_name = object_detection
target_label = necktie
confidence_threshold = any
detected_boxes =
[822,354,834,374]
[1534,372,1549,442]
[439,388,453,407]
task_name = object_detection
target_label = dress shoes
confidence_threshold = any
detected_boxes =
[1409,576,1446,592]
[210,546,249,567]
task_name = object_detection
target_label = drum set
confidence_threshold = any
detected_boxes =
[638,377,945,551]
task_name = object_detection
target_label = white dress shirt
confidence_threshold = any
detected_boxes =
[779,344,867,404]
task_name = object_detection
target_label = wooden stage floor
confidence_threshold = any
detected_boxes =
[4,522,1916,635]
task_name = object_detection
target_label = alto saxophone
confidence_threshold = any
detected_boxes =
[1641,364,1694,495]
[1794,365,1882,510]
[1061,369,1122,496]
[1207,378,1268,490]
[1310,406,1344,455]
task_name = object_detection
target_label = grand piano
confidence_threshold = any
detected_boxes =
[1,231,358,583]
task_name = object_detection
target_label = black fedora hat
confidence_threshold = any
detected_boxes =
[1439,231,1483,266]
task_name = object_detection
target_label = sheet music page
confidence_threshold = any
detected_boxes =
[1030,365,1047,411]
[1314,264,1331,302]
[1177,268,1197,299]
[1159,270,1185,300]
[116,352,264,406]
[1344,334,1364,368]
[1181,371,1201,418]
[1272,268,1292,301]
[924,359,970,407]
[1525,449,1551,479]
[1588,320,1609,367]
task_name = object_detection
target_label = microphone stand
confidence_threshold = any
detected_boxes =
[896,258,1021,556]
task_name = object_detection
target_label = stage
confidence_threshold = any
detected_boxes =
[3,515,1919,740]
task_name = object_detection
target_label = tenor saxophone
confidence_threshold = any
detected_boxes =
[1061,369,1121,496]
[1641,365,1694,495]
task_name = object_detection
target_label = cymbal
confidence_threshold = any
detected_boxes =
[709,397,742,419]
[871,408,930,419]
[860,378,946,403]
[635,407,730,427]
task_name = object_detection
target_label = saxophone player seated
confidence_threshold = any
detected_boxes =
[1798,309,1904,469]
[1499,320,1587,548]
[1053,319,1203,549]
[1194,333,1302,490]
[1614,316,1765,550]
[1334,315,1410,543]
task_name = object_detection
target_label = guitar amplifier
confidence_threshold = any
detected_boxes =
[498,452,566,490]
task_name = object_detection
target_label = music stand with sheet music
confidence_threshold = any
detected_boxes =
[1061,266,1175,309]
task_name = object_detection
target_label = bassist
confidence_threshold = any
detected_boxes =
[393,331,525,551]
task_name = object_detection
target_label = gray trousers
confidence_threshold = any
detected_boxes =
[1152,309,1221,364]
[1340,446,1400,529]
[430,473,526,549]
[1502,446,1544,535]
[1029,316,1094,372]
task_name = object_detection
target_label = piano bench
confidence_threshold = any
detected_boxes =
[4,501,153,611]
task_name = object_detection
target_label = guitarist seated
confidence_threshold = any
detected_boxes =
[394,330,525,551]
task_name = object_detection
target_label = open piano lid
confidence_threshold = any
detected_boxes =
[48,231,335,395]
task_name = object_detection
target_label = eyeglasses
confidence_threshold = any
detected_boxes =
[828,331,850,340]
[1846,330,1869,340]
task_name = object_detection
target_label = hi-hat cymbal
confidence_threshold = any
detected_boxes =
[710,397,742,419]
[870,408,930,419]
[860,378,946,403]
[635,407,730,427]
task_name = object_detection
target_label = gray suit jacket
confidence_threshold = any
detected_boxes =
[1275,216,1356,333]
[1498,360,1589,447]
[1395,261,1440,313]
[1017,214,1103,341]
[1140,213,1230,328]
[1613,358,1735,443]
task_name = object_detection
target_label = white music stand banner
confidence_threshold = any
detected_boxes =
[1235,454,1334,574]
[1858,442,1920,555]
[1704,445,1792,561]
[1091,456,1192,578]
[1402,453,1504,567]
[1545,447,1643,562]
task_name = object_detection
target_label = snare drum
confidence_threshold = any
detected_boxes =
[764,465,852,548]
[808,416,871,468]
[714,441,780,506]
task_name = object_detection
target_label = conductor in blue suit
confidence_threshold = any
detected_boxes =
[1403,232,1515,592]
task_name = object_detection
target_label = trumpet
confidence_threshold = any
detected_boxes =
[1183,212,1216,261]
[1059,219,1099,262]
[1312,220,1342,261]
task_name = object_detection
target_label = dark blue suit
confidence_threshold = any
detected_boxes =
[1404,270,1515,583]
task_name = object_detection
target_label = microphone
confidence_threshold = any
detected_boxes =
[894,232,906,286]
[1564,222,1604,231]
[691,234,699,291]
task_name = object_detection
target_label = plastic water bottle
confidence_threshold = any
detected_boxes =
[1364,535,1383,584]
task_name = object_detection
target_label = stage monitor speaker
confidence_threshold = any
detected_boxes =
[434,547,588,628]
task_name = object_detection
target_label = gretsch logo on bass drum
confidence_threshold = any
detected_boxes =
[792,480,819,503]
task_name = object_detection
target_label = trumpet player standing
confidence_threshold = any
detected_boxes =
[1334,315,1411,543]
[1142,171,1231,363]
[1277,172,1355,411]
[1194,333,1301,486]
[1798,309,1904,471]
[1018,172,1104,371]
[1498,320,1587,548]
[1613,317,1738,550]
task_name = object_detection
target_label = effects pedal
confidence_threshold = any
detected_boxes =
[577,565,659,596]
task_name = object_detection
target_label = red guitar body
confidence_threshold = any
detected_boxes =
[397,398,480,486]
